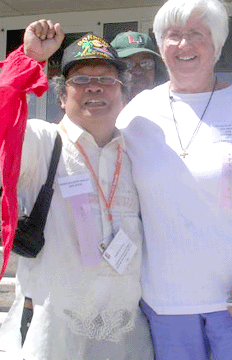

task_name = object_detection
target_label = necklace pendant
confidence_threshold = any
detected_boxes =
[170,77,217,163]
[180,151,188,158]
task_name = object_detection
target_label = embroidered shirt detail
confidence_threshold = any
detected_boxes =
[63,309,134,342]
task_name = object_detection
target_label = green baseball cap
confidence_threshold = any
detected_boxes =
[111,31,161,58]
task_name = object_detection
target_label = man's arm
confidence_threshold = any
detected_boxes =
[0,19,64,279]
[24,19,64,62]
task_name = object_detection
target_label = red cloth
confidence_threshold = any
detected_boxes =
[0,45,48,279]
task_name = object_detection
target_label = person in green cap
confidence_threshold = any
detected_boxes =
[111,31,167,101]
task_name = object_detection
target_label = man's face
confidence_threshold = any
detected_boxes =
[122,52,155,101]
[61,60,124,134]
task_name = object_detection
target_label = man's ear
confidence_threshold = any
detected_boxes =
[60,94,66,110]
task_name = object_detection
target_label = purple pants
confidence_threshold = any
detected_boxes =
[140,299,232,360]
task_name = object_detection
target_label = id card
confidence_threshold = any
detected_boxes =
[102,228,138,275]
[58,173,93,198]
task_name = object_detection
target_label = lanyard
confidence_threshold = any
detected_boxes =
[60,123,123,222]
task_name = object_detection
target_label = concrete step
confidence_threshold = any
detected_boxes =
[0,277,16,285]
[0,277,16,310]
[0,247,18,277]
[0,277,16,326]
[0,248,18,326]
[0,312,8,325]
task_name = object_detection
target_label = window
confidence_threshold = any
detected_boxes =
[103,22,138,43]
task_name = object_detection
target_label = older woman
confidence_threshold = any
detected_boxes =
[116,0,232,359]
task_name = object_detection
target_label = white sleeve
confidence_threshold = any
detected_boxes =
[18,119,57,191]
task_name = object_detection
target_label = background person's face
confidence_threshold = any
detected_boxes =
[122,52,155,100]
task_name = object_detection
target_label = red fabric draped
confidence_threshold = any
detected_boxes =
[0,45,48,279]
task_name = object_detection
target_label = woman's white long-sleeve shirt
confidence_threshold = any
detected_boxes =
[116,83,232,315]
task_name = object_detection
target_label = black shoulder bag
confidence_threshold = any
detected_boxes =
[11,132,62,257]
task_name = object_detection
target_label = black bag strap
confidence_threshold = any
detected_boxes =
[11,132,62,258]
[26,131,62,227]
[45,132,62,188]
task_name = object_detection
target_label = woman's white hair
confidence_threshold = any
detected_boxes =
[153,0,229,62]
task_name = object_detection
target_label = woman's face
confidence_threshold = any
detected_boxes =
[160,12,215,91]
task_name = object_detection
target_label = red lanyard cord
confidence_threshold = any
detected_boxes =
[60,123,123,222]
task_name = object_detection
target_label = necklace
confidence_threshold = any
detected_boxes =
[169,77,217,158]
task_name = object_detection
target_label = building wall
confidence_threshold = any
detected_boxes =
[0,5,232,122]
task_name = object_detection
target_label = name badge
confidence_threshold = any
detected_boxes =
[212,124,232,143]
[58,173,93,198]
[101,228,138,275]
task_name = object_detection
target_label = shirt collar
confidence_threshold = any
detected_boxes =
[60,114,126,150]
[61,114,84,143]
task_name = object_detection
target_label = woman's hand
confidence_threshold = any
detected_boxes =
[24,19,65,62]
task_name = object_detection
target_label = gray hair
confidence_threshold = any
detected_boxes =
[153,0,229,62]
[50,75,66,105]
